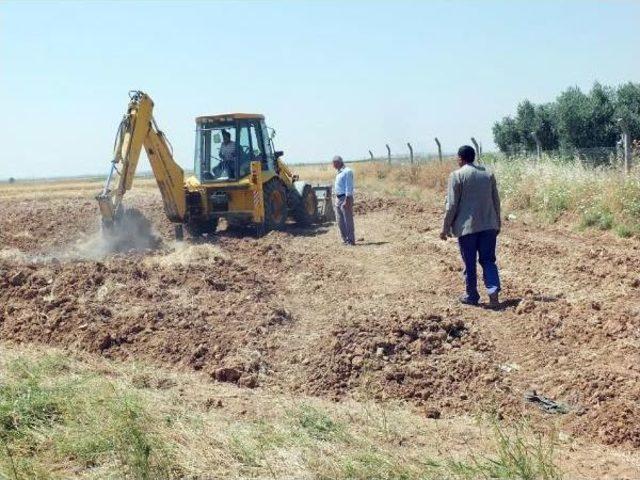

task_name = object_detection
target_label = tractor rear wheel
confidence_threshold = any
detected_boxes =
[292,184,318,226]
[263,179,288,231]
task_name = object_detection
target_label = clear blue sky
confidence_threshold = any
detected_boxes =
[1,0,639,178]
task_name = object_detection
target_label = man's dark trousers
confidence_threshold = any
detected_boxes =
[457,229,501,303]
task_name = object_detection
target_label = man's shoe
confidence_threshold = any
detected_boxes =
[459,295,479,306]
[488,292,500,309]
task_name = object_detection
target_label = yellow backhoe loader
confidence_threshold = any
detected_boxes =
[96,91,333,239]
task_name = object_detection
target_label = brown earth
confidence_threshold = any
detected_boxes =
[1,186,639,460]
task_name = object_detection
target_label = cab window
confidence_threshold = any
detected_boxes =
[238,126,251,178]
[261,122,275,170]
[249,123,269,170]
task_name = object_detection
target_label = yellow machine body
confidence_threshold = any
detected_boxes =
[97,91,333,238]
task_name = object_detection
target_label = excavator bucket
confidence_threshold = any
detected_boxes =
[96,193,117,225]
[313,185,335,222]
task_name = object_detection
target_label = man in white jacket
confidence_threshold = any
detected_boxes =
[332,155,355,246]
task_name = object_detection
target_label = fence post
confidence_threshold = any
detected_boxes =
[435,137,442,162]
[622,129,632,175]
[386,144,391,164]
[531,131,542,161]
[471,137,481,162]
[368,150,374,161]
[407,143,414,164]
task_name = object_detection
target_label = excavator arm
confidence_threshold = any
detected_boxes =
[97,91,186,227]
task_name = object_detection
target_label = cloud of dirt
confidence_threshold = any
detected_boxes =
[0,248,33,263]
[0,209,163,264]
[75,208,162,259]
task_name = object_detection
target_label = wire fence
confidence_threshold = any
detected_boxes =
[357,138,638,174]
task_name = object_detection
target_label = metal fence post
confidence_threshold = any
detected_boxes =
[622,130,632,175]
[531,131,542,161]
[471,137,481,162]
[386,144,391,164]
[435,137,442,162]
[368,150,374,161]
[407,143,413,164]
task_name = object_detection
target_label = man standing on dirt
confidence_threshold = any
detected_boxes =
[333,155,355,246]
[440,145,502,308]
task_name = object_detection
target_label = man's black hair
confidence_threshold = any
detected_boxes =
[458,145,476,163]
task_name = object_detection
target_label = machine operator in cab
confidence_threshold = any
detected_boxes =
[217,129,237,179]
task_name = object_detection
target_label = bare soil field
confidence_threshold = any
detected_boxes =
[1,172,639,477]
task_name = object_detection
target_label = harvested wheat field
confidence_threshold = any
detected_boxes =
[0,165,639,479]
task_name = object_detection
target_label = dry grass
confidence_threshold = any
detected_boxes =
[296,159,454,202]
[0,178,158,201]
[0,343,580,480]
[4,155,639,236]
[298,156,640,237]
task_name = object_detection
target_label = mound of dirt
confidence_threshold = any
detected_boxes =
[0,245,291,389]
[354,194,427,216]
[302,305,502,411]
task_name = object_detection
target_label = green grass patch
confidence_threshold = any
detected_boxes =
[614,223,636,238]
[296,404,346,441]
[580,208,614,230]
[446,420,562,480]
[0,355,176,479]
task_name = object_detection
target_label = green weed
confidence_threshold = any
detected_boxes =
[0,356,175,480]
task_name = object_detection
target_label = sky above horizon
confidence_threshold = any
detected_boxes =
[1,0,639,179]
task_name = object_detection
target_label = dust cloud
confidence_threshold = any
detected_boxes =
[0,208,163,264]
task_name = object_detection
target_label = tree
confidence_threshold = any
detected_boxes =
[615,82,640,139]
[534,103,559,151]
[510,100,537,152]
[493,82,640,154]
[492,116,520,154]
[587,82,617,148]
[555,86,592,149]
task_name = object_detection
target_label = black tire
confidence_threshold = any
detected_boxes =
[263,179,288,231]
[292,184,318,226]
[187,217,219,237]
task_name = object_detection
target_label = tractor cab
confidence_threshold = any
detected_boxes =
[194,114,280,183]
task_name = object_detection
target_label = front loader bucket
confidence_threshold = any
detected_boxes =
[313,185,335,222]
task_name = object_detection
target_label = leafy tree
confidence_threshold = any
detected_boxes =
[515,100,538,151]
[492,116,520,154]
[615,82,640,139]
[555,86,592,149]
[534,104,559,150]
[587,82,617,148]
[493,82,640,154]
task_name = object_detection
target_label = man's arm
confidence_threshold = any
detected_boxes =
[345,170,354,196]
[491,174,501,232]
[441,172,460,239]
[344,170,354,208]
